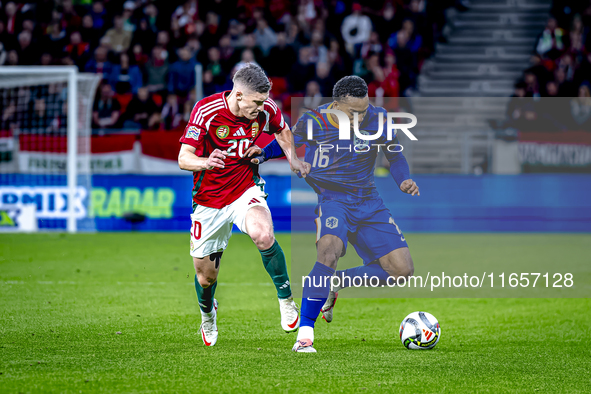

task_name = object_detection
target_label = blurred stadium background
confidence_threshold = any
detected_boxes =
[0,0,590,231]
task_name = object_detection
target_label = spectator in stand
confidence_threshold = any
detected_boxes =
[358,31,383,60]
[340,3,372,55]
[132,44,149,73]
[143,3,160,32]
[536,17,564,59]
[218,35,240,74]
[327,39,346,77]
[554,68,576,96]
[108,52,143,95]
[234,48,257,71]
[267,30,297,77]
[201,12,223,50]
[303,81,322,108]
[167,47,198,100]
[286,21,308,52]
[570,83,591,129]
[0,101,17,131]
[0,42,7,66]
[90,1,107,31]
[145,46,169,93]
[64,31,90,70]
[122,1,137,33]
[574,52,591,87]
[44,22,67,59]
[228,19,247,49]
[524,71,541,98]
[92,84,121,129]
[205,47,226,86]
[161,93,182,130]
[241,34,265,65]
[289,46,315,93]
[390,29,418,94]
[374,2,402,42]
[186,36,203,64]
[525,54,552,92]
[80,14,102,50]
[62,0,82,31]
[308,31,328,64]
[173,0,198,31]
[6,50,18,66]
[132,18,157,53]
[156,30,176,63]
[4,2,19,35]
[85,46,112,77]
[569,14,588,57]
[254,18,277,56]
[124,87,160,129]
[202,70,218,97]
[315,62,335,96]
[104,15,132,54]
[0,21,12,52]
[183,91,197,123]
[23,97,56,133]
[16,30,38,65]
[389,20,423,54]
[545,80,559,97]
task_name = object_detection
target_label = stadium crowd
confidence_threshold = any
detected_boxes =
[0,0,463,130]
[508,0,591,131]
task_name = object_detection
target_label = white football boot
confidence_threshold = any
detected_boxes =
[200,299,218,346]
[292,326,316,352]
[321,289,339,323]
[279,296,300,332]
[292,338,317,353]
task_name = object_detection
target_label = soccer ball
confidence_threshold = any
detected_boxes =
[399,311,440,350]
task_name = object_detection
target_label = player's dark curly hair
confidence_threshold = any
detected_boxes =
[333,76,368,102]
[233,63,272,93]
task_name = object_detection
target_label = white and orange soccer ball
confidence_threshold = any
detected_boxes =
[399,311,440,350]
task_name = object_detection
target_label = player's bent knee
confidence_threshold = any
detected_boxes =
[317,248,339,269]
[197,273,217,288]
[251,229,275,250]
[380,250,414,279]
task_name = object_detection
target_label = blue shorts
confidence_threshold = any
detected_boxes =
[314,193,408,265]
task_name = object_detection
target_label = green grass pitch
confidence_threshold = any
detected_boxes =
[1,233,590,393]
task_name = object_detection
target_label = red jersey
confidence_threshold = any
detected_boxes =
[179,91,286,209]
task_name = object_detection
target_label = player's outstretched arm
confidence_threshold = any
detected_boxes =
[275,126,311,177]
[178,143,227,172]
[245,139,285,165]
[386,142,419,196]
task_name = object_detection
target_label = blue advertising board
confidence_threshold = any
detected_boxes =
[1,174,590,232]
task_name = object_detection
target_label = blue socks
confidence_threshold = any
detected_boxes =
[337,263,391,289]
[300,262,335,328]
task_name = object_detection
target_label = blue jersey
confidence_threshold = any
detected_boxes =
[293,102,407,199]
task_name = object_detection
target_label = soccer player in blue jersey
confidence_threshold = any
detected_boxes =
[250,76,419,353]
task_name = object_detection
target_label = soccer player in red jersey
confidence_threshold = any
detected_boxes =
[178,63,310,346]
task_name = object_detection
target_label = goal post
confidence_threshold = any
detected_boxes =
[0,66,101,232]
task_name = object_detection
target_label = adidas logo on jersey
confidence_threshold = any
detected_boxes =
[233,127,247,137]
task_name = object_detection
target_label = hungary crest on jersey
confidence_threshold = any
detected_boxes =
[252,122,259,138]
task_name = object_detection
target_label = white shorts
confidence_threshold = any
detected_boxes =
[189,184,269,258]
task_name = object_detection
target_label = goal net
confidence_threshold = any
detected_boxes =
[0,67,100,232]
